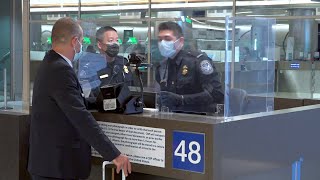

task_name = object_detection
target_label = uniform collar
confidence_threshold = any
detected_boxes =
[169,50,184,66]
[107,56,124,66]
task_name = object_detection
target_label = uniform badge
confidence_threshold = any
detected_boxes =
[99,74,109,79]
[182,65,188,75]
[123,65,129,74]
[200,60,214,75]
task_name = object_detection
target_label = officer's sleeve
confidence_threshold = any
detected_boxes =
[88,68,106,98]
[89,74,102,95]
[183,56,224,105]
[51,66,121,161]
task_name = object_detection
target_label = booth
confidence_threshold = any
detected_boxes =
[2,17,320,180]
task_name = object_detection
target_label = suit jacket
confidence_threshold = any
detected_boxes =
[28,50,120,179]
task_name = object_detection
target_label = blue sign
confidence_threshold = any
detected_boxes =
[172,131,205,173]
[290,63,300,69]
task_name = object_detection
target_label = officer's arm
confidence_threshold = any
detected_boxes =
[183,58,224,105]
[90,76,102,96]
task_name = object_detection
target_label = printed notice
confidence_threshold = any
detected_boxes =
[92,122,165,168]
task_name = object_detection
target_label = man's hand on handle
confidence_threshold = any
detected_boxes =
[113,154,132,177]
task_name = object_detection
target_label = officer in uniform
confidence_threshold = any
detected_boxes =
[91,26,134,97]
[155,21,224,113]
[96,58,132,86]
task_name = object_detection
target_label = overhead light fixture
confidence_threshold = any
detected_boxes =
[101,13,119,17]
[236,11,253,14]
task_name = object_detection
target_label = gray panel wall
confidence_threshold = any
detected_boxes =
[0,112,30,180]
[213,106,320,180]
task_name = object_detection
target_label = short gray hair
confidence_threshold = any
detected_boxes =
[51,17,82,44]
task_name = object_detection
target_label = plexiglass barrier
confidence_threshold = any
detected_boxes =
[224,16,275,117]
[149,20,225,115]
[75,18,275,117]
[76,21,147,103]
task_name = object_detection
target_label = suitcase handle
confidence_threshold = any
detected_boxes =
[102,161,126,180]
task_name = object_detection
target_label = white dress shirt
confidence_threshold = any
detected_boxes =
[56,52,73,68]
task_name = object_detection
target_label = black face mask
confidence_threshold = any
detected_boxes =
[105,43,120,57]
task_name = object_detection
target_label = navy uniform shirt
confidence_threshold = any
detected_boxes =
[155,50,224,113]
[98,56,133,85]
[91,56,134,97]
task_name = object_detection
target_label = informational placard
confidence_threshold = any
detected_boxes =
[172,131,205,173]
[92,122,165,168]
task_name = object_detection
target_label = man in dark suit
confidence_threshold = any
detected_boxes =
[28,17,131,180]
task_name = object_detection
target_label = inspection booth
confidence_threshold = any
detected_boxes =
[78,17,320,180]
[1,16,320,180]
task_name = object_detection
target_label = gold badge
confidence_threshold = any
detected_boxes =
[182,65,188,75]
[123,65,129,74]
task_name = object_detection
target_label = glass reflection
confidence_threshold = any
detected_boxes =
[151,21,224,115]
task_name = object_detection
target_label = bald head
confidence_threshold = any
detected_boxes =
[51,17,82,45]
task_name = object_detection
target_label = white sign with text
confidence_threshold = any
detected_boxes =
[92,122,165,168]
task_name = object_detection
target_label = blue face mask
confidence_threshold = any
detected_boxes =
[158,39,179,58]
[73,39,83,61]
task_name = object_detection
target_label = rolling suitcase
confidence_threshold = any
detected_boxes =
[102,161,126,180]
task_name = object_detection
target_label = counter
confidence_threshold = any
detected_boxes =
[1,102,320,180]
[0,111,30,180]
[90,105,320,180]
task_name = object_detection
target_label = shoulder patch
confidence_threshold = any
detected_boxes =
[200,60,214,75]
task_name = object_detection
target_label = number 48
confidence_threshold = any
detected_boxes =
[174,140,201,164]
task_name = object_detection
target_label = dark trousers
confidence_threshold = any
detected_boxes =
[32,174,81,180]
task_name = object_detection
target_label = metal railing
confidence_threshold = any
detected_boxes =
[0,51,10,65]
[0,51,12,110]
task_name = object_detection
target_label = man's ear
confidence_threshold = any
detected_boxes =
[177,37,184,49]
[71,36,77,47]
[97,41,102,50]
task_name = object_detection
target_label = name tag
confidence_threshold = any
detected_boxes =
[100,74,109,79]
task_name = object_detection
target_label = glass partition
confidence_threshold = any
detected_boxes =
[30,22,52,95]
[149,20,225,115]
[0,0,11,103]
[151,0,233,19]
[30,0,79,21]
[0,0,26,112]
[25,0,320,115]
[236,0,320,17]
[76,20,149,99]
[80,1,149,21]
[225,17,275,117]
